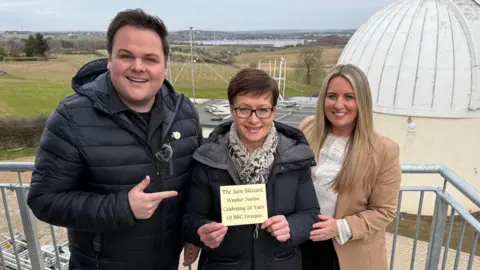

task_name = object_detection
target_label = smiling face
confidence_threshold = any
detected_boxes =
[324,76,358,137]
[231,93,276,151]
[108,25,168,112]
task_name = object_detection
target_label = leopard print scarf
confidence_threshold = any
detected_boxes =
[228,122,278,185]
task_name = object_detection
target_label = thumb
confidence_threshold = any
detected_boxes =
[261,217,273,229]
[133,175,150,192]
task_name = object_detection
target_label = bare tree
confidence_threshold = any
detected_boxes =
[296,47,325,85]
[7,40,24,57]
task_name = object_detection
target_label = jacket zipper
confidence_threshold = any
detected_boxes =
[93,93,185,266]
[161,94,185,177]
[92,104,161,261]
[115,115,160,177]
[195,150,314,269]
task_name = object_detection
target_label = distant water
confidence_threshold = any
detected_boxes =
[195,39,305,47]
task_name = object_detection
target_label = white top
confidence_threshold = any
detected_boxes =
[312,134,348,217]
[337,0,480,118]
[312,134,352,245]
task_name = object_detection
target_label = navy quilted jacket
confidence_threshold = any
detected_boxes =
[27,59,202,270]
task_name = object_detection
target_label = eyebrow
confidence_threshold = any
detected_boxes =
[236,104,271,108]
[117,49,160,59]
[327,91,355,95]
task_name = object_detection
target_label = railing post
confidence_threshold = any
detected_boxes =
[15,187,45,270]
[425,192,448,270]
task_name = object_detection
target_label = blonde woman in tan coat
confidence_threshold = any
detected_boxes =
[299,64,402,270]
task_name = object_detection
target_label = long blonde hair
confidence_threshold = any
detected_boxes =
[301,64,376,194]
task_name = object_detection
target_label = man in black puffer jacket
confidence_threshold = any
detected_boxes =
[27,9,202,270]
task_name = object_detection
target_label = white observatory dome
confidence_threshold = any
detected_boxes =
[338,0,480,118]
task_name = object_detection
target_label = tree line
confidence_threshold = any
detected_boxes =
[0,33,108,59]
[0,33,49,60]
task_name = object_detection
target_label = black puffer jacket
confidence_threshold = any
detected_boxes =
[183,121,320,270]
[27,59,202,270]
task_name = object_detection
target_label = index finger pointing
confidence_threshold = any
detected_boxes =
[147,190,178,201]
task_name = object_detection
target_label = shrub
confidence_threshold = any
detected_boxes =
[0,115,48,150]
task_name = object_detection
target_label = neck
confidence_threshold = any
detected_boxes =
[331,126,353,137]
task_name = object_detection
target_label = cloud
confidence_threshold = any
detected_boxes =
[0,0,49,9]
[0,0,63,18]
[0,0,395,31]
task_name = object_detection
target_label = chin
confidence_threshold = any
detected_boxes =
[245,133,268,144]
[125,89,150,100]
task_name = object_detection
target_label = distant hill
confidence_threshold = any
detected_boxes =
[1,29,355,44]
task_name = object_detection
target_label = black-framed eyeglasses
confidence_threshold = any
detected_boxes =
[232,106,274,119]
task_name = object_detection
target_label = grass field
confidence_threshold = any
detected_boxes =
[0,55,240,117]
[0,55,99,117]
[0,46,340,118]
[234,45,343,68]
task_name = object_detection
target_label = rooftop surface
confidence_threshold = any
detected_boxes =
[193,98,318,128]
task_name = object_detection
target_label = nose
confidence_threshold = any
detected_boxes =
[334,98,344,110]
[131,58,145,72]
[248,111,260,123]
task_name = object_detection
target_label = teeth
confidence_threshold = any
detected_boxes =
[128,77,147,82]
[335,112,346,116]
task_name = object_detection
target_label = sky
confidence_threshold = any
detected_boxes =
[0,0,395,32]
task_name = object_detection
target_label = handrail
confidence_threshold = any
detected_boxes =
[401,164,480,207]
[3,162,479,206]
[0,162,34,172]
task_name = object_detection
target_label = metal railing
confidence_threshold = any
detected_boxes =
[1,162,479,269]
[392,164,480,270]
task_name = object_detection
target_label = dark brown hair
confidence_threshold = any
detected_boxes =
[107,8,169,62]
[227,68,279,106]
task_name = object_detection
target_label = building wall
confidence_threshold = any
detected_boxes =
[374,113,480,214]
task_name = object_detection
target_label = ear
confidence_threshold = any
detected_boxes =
[107,56,112,69]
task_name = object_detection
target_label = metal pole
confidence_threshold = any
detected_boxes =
[168,49,173,83]
[283,59,287,98]
[273,58,277,80]
[189,27,196,104]
[425,194,448,270]
[16,188,45,270]
[278,58,283,101]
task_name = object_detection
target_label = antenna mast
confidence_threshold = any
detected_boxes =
[189,26,196,104]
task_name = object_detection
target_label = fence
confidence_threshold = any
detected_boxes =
[0,162,479,270]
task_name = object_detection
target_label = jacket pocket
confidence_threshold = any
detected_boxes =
[206,257,240,265]
[273,249,296,262]
[267,249,301,270]
[201,257,241,270]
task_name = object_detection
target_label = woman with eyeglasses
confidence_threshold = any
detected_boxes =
[183,68,320,270]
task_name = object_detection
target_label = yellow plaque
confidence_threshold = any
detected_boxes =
[220,184,268,226]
